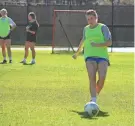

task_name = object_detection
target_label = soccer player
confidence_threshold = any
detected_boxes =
[73,10,112,103]
[0,8,16,64]
[20,12,39,64]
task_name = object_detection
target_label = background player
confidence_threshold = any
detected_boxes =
[0,8,16,64]
[20,12,39,65]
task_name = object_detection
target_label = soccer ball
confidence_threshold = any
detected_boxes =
[84,102,99,117]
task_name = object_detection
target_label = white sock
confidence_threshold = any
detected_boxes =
[23,58,26,62]
[9,57,12,60]
[32,59,35,62]
[91,97,97,103]
[4,57,6,60]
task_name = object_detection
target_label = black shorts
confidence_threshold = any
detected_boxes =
[26,35,36,42]
[0,34,10,40]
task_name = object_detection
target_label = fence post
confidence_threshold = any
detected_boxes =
[111,0,114,53]
[26,0,29,24]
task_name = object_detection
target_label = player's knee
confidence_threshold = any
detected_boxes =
[30,47,35,51]
[90,77,96,83]
[99,72,107,79]
[6,45,11,50]
[1,45,5,48]
[25,47,29,51]
[1,46,6,51]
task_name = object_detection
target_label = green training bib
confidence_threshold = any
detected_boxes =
[0,17,10,37]
[84,23,109,60]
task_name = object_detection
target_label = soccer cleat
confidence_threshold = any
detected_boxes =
[20,60,26,64]
[9,60,12,63]
[1,60,7,64]
[30,60,36,65]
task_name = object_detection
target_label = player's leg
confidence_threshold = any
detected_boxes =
[20,41,30,63]
[96,61,108,94]
[30,42,36,64]
[5,39,12,63]
[24,41,30,62]
[0,39,7,63]
[86,61,98,103]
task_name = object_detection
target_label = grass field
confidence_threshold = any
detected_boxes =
[0,51,134,126]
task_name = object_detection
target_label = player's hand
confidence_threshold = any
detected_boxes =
[26,29,29,32]
[26,29,31,33]
[26,26,30,32]
[72,53,77,59]
[91,42,99,47]
[26,28,29,32]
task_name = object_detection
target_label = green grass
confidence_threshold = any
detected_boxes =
[0,51,134,126]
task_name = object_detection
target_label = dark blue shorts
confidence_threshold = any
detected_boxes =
[85,57,110,66]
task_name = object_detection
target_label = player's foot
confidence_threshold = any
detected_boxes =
[20,60,27,65]
[90,99,96,103]
[1,60,7,64]
[30,60,36,65]
[9,60,12,63]
[20,60,26,64]
[90,100,96,103]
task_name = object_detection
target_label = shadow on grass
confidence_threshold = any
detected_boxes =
[22,63,35,66]
[51,51,74,55]
[51,51,84,55]
[0,62,7,65]
[71,110,109,119]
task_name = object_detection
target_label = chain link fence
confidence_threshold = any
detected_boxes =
[0,1,134,47]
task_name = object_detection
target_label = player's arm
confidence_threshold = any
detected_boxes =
[27,30,36,34]
[91,25,112,47]
[76,39,84,55]
[72,28,85,59]
[9,18,16,31]
[27,23,38,35]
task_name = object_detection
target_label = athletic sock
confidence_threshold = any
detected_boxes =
[91,97,97,103]
[22,58,26,63]
[32,59,35,62]
[4,57,6,60]
[9,57,12,61]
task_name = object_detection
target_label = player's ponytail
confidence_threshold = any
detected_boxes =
[29,12,39,27]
